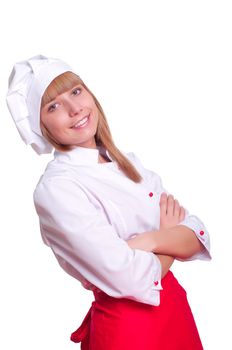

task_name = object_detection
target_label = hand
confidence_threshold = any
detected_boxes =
[159,193,185,230]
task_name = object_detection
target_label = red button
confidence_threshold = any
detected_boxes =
[200,230,205,236]
[154,281,159,286]
[149,192,153,197]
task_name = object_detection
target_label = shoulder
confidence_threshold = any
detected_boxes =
[124,151,163,189]
[33,163,86,207]
[34,154,79,189]
[123,151,144,170]
[123,150,148,171]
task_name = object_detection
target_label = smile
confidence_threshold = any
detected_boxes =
[72,114,90,129]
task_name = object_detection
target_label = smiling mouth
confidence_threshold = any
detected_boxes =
[71,114,90,129]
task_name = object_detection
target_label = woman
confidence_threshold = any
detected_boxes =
[7,55,211,349]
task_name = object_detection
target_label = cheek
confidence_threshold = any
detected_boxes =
[93,109,100,127]
[91,103,99,121]
[44,117,63,136]
[40,111,48,126]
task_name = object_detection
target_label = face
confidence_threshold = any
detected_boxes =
[40,84,99,149]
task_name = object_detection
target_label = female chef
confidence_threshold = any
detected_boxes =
[6,55,211,350]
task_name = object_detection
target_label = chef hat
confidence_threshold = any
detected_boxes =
[6,54,74,155]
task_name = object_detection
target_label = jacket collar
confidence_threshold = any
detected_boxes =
[54,145,113,165]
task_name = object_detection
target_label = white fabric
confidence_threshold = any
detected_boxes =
[33,146,211,305]
[6,55,74,154]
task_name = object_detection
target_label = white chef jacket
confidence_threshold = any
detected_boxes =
[33,146,211,306]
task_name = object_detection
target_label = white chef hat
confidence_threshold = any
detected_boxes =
[6,54,74,155]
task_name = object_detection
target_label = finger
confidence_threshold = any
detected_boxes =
[160,192,168,216]
[167,194,174,217]
[173,199,180,218]
[179,206,186,222]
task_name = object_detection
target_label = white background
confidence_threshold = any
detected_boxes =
[1,1,231,349]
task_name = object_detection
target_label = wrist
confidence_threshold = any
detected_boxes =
[127,230,160,252]
[156,254,175,278]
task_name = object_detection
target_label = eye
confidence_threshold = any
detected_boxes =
[72,87,82,96]
[47,102,59,112]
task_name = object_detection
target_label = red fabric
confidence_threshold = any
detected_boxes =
[71,271,203,349]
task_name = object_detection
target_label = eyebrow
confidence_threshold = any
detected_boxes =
[44,99,57,107]
[43,84,83,108]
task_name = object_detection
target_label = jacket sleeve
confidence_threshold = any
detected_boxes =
[33,175,162,306]
[127,152,211,261]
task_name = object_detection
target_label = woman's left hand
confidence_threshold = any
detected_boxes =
[159,193,185,230]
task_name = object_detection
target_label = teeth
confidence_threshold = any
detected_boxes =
[74,116,88,127]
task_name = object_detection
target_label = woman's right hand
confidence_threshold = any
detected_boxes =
[157,193,186,277]
[159,193,185,230]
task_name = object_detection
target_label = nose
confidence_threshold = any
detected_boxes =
[67,100,83,117]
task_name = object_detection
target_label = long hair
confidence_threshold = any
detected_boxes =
[40,71,142,183]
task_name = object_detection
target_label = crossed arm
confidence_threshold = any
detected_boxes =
[127,193,204,277]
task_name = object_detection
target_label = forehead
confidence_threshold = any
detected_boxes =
[41,72,82,107]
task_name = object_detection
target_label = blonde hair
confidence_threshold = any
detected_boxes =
[40,71,142,183]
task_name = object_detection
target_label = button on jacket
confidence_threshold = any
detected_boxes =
[33,146,211,306]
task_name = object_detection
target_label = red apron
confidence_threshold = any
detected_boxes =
[71,271,203,349]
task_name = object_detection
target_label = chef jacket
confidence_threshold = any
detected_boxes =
[33,146,211,306]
